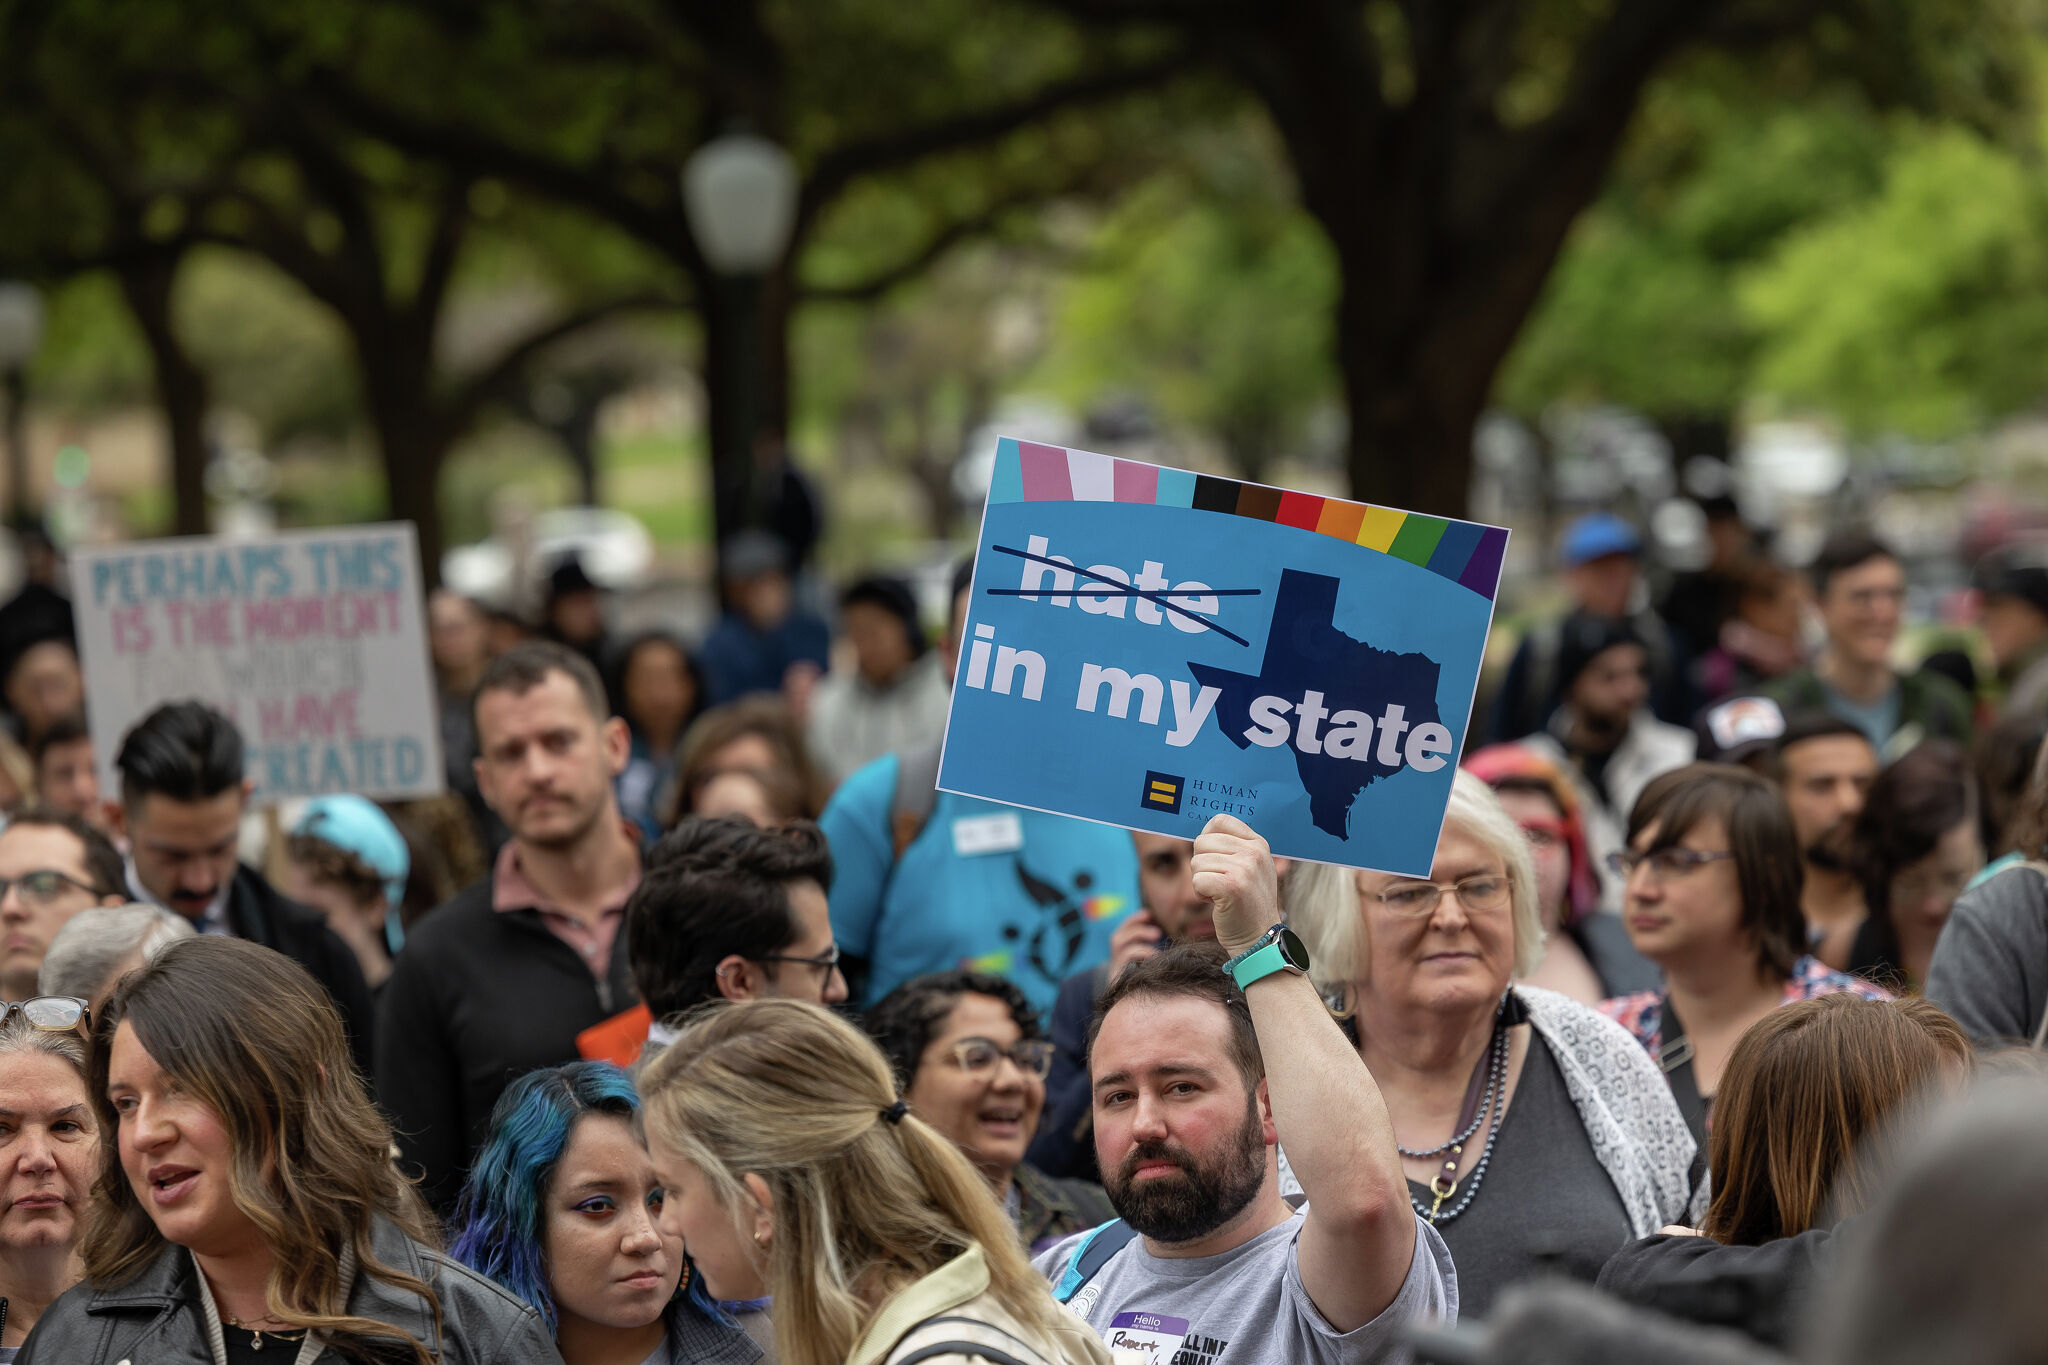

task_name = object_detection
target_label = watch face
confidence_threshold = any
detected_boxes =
[1277,926,1310,971]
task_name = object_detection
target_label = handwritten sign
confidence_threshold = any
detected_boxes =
[937,440,1507,876]
[72,524,443,802]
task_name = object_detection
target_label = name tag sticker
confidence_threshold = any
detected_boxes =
[951,812,1024,856]
[1105,1312,1188,1365]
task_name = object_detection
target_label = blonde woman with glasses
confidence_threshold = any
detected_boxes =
[1283,768,1698,1317]
[638,998,1109,1365]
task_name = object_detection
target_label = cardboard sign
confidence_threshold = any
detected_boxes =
[937,440,1507,876]
[72,523,444,802]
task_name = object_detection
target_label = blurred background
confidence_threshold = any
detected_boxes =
[0,0,2042,648]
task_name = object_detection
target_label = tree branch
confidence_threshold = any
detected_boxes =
[443,292,687,433]
[798,194,1038,303]
[302,68,698,271]
[195,190,357,320]
[409,175,474,331]
[1472,0,1723,229]
[259,96,389,296]
[1032,0,1243,24]
[796,46,1198,233]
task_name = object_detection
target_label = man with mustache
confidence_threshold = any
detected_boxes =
[111,703,375,1076]
[377,641,642,1212]
[1769,712,1879,969]
[1035,815,1454,1364]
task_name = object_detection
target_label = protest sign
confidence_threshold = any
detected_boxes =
[72,523,444,803]
[937,441,1508,876]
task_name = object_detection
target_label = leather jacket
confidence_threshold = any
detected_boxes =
[16,1216,563,1364]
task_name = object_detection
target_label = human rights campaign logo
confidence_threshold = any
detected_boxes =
[1141,771,1183,814]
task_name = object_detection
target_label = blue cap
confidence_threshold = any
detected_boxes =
[293,796,410,937]
[1559,512,1641,568]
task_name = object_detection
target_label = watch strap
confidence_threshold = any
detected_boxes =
[1229,939,1294,990]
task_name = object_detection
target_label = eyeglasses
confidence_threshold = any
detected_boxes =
[755,944,843,979]
[1369,874,1511,918]
[946,1036,1055,1079]
[0,870,101,908]
[1606,848,1735,882]
[0,997,89,1031]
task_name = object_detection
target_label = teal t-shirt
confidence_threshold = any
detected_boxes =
[1821,679,1902,753]
[819,752,1140,1011]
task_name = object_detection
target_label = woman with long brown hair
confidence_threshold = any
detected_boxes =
[637,998,1108,1365]
[1597,994,1970,1345]
[18,936,561,1364]
[1701,993,1969,1245]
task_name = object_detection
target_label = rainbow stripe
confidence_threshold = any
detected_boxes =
[1082,893,1128,922]
[990,438,1506,601]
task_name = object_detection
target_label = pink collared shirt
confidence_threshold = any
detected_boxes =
[491,832,642,979]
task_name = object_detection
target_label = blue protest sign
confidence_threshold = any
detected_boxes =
[936,440,1508,875]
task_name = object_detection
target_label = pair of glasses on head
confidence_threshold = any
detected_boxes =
[1368,874,1511,918]
[946,1036,1055,1079]
[1606,848,1735,882]
[754,944,843,979]
[0,996,89,1032]
[0,870,102,909]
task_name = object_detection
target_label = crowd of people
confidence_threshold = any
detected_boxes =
[0,504,2039,1364]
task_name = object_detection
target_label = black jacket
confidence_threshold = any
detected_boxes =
[1597,1225,1840,1349]
[375,877,637,1214]
[1027,963,1106,1182]
[16,1216,562,1364]
[224,865,377,1080]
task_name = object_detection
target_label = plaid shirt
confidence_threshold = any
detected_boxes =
[1600,955,1892,1064]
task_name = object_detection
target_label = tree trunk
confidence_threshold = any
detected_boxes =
[1189,0,1719,525]
[1333,268,1496,519]
[2,367,26,526]
[378,421,451,592]
[563,400,601,508]
[116,251,210,536]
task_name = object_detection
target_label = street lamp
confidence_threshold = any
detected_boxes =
[681,132,798,553]
[0,283,43,525]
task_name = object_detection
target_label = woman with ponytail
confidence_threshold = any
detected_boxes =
[637,998,1110,1365]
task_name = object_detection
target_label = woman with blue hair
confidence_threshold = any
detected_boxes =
[449,1061,760,1365]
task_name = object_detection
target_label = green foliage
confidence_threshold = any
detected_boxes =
[175,249,358,444]
[1742,121,2048,436]
[1024,152,1337,480]
[30,275,154,412]
[1498,77,1894,419]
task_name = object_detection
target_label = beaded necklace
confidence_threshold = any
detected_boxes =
[1402,997,1513,1226]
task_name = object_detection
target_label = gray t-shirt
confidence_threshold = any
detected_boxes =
[1926,863,2048,1044]
[1033,1209,1455,1365]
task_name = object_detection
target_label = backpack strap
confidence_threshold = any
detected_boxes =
[885,1315,1054,1365]
[890,742,945,857]
[1051,1219,1138,1304]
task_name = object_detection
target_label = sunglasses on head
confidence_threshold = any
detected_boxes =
[0,997,89,1032]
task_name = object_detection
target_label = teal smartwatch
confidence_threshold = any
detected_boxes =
[1221,924,1310,990]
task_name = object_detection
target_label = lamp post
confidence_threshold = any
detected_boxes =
[681,131,798,556]
[0,284,44,526]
